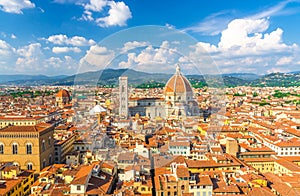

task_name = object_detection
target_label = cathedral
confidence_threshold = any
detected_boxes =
[127,64,199,119]
[164,64,199,118]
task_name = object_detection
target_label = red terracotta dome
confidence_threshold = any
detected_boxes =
[56,89,70,98]
[164,65,193,94]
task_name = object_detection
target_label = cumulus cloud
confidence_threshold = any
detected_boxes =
[45,56,76,70]
[96,1,132,27]
[79,0,132,27]
[120,41,149,53]
[16,43,43,72]
[0,0,35,14]
[79,45,115,70]
[276,56,293,65]
[83,0,107,12]
[185,16,299,74]
[52,46,81,54]
[46,34,96,46]
[45,57,63,68]
[118,41,181,73]
[0,39,15,56]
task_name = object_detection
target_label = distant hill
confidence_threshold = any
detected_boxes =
[222,73,260,81]
[2,69,300,87]
[0,75,68,86]
[250,72,300,87]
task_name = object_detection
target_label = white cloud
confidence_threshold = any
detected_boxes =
[46,34,96,46]
[0,0,35,14]
[52,46,81,54]
[45,57,63,68]
[0,39,15,56]
[84,0,107,12]
[120,41,149,53]
[45,56,77,72]
[118,41,181,73]
[218,18,269,50]
[11,34,17,39]
[16,43,43,71]
[183,16,299,74]
[79,45,115,70]
[96,1,132,27]
[276,56,293,65]
[62,0,132,27]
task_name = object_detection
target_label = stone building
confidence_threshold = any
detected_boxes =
[0,124,55,172]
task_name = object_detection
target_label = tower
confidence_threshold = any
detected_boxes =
[119,76,128,118]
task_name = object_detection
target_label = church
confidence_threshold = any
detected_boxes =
[127,65,199,119]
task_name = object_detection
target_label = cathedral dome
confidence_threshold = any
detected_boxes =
[56,89,70,98]
[164,65,193,95]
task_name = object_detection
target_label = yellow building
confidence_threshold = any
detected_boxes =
[54,134,76,164]
[243,157,275,173]
[0,124,54,172]
[0,116,44,129]
[0,163,35,196]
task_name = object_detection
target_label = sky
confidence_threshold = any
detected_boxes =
[1,0,300,75]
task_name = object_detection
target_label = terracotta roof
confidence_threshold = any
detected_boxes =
[71,164,93,185]
[56,89,70,98]
[176,166,189,178]
[0,124,52,133]
[164,65,193,94]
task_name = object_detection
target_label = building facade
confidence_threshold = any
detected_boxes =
[0,124,55,172]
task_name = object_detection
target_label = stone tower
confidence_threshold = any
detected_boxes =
[119,76,128,118]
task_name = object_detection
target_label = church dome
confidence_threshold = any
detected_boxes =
[56,89,70,98]
[164,65,193,95]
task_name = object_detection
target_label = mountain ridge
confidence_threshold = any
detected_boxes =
[0,69,299,87]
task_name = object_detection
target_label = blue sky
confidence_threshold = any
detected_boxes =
[1,0,300,75]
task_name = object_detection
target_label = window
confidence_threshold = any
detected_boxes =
[12,143,18,154]
[43,159,46,168]
[48,137,51,145]
[26,143,32,154]
[0,143,3,154]
[27,163,33,170]
[49,155,52,164]
[77,185,81,191]
[42,140,45,152]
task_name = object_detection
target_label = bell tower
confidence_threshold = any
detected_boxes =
[119,76,128,118]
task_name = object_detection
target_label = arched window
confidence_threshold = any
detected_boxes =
[48,136,51,145]
[42,140,45,152]
[12,143,18,154]
[0,143,4,154]
[181,185,185,190]
[26,143,32,154]
[27,163,33,170]
[42,159,46,168]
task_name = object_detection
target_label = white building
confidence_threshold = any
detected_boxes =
[168,141,190,156]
